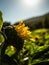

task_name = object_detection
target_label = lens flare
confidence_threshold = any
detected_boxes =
[21,0,40,8]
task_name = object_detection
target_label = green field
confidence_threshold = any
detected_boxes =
[4,28,49,65]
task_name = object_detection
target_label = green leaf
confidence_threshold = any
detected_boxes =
[5,46,16,57]
[0,34,5,45]
[0,11,3,31]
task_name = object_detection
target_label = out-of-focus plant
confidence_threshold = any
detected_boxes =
[0,11,5,45]
[1,11,49,65]
[0,33,5,45]
[0,11,3,31]
[5,45,16,57]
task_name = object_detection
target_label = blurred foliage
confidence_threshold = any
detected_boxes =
[5,45,16,57]
[0,11,49,65]
[0,33,5,44]
[0,11,4,44]
[0,11,3,31]
[3,28,49,65]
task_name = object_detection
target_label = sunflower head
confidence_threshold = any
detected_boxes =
[35,35,40,41]
[14,20,31,40]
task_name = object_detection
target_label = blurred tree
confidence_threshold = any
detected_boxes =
[42,18,45,28]
[45,16,49,28]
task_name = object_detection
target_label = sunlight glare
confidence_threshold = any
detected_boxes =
[21,0,40,8]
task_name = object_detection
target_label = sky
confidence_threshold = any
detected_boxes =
[0,0,49,24]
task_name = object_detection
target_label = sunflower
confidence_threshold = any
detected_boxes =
[14,20,31,40]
